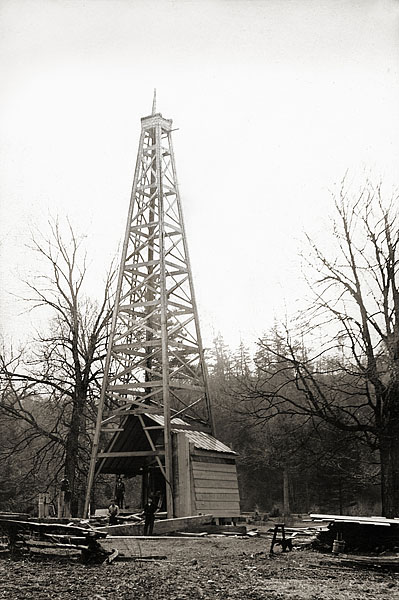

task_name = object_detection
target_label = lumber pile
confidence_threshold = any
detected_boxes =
[0,517,109,562]
[310,513,399,552]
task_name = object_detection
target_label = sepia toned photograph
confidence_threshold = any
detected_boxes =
[0,1,398,597]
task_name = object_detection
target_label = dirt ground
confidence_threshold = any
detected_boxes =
[0,537,398,600]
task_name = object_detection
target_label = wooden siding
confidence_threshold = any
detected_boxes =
[191,459,240,518]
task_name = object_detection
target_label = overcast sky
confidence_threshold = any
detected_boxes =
[1,0,399,351]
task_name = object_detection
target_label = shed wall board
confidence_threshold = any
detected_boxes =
[193,479,238,489]
[192,462,237,473]
[191,452,236,462]
[196,492,240,501]
[196,501,240,510]
[192,471,238,481]
[191,455,240,518]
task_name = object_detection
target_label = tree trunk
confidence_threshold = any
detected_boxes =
[338,476,343,515]
[379,391,399,517]
[64,391,86,516]
[283,468,291,517]
[380,428,399,517]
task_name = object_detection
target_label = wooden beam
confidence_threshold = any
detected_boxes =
[175,432,191,517]
[103,407,161,418]
[100,427,124,433]
[97,451,165,458]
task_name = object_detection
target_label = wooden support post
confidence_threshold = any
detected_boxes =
[157,119,174,519]
[174,432,192,517]
[83,128,146,519]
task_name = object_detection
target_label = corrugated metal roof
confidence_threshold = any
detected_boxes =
[178,429,236,454]
[150,414,188,427]
[147,414,236,455]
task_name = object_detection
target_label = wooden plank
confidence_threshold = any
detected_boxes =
[112,348,146,357]
[130,221,159,232]
[102,407,160,417]
[100,427,124,432]
[199,510,240,518]
[165,259,185,270]
[168,340,198,351]
[193,479,239,489]
[195,487,239,495]
[97,451,165,458]
[192,462,237,473]
[109,381,163,390]
[26,540,88,551]
[112,344,153,352]
[124,259,159,269]
[124,300,159,309]
[195,492,240,501]
[96,514,213,537]
[103,397,154,410]
[310,513,399,525]
[194,487,239,494]
[195,501,240,510]
[169,380,204,392]
[192,471,238,481]
[192,468,238,478]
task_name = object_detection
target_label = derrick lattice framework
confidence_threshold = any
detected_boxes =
[84,100,214,518]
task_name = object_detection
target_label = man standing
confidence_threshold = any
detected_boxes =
[142,497,157,536]
[58,476,71,518]
[115,475,125,509]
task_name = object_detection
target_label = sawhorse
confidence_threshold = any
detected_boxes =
[269,523,293,555]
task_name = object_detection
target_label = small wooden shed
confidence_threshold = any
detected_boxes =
[98,414,240,520]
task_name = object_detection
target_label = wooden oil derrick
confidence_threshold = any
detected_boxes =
[84,94,215,518]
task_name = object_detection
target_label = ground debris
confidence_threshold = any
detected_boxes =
[0,540,396,600]
[338,553,399,571]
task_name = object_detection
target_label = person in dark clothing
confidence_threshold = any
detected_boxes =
[152,490,162,511]
[142,497,157,535]
[58,476,71,518]
[115,475,125,509]
[60,477,70,492]
[108,501,120,525]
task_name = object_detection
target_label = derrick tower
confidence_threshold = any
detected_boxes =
[84,95,215,518]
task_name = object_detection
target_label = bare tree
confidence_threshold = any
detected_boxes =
[0,220,114,514]
[235,181,399,516]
